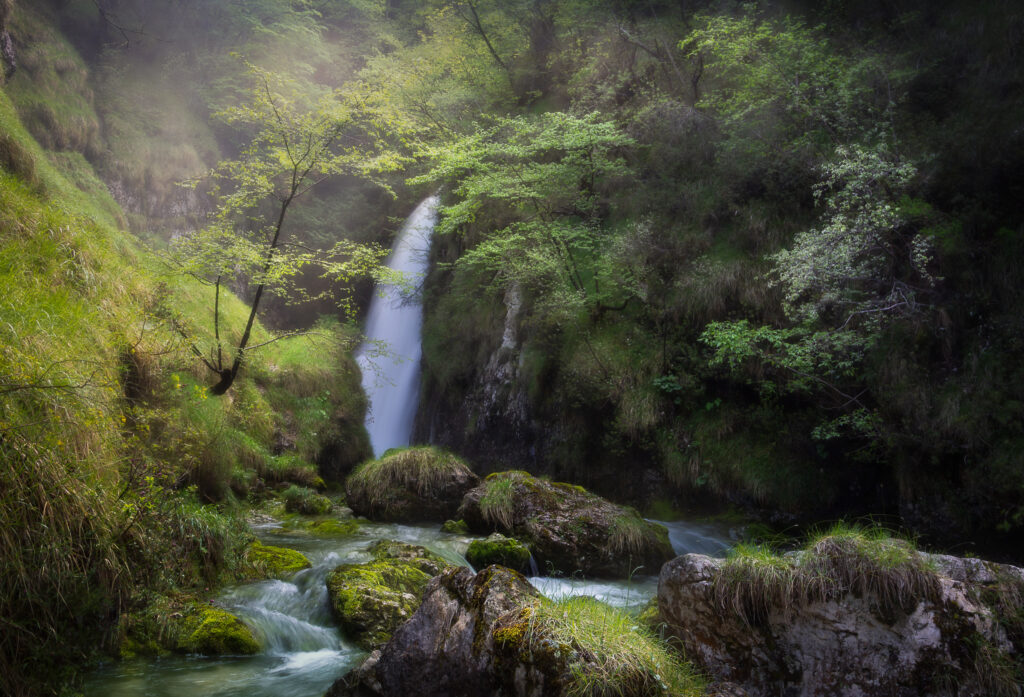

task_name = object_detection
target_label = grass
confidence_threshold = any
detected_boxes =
[346,446,474,510]
[714,523,940,624]
[479,472,523,530]
[497,596,706,697]
[609,512,653,557]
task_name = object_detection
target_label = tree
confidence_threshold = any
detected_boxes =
[172,63,402,395]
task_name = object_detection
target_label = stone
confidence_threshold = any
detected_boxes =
[458,471,674,578]
[325,540,454,649]
[658,552,1024,697]
[241,541,311,579]
[466,533,531,573]
[346,446,479,523]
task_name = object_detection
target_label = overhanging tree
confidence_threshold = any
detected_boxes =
[171,63,405,395]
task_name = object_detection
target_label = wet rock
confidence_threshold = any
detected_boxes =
[325,540,454,649]
[466,533,531,574]
[458,471,674,578]
[326,566,540,697]
[118,597,260,658]
[241,541,311,579]
[658,552,1024,697]
[346,446,479,523]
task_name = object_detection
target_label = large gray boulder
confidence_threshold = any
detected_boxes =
[458,470,673,578]
[326,566,541,697]
[659,550,1024,697]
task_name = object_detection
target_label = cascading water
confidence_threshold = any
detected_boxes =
[356,195,439,457]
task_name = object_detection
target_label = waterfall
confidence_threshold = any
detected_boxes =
[356,196,439,457]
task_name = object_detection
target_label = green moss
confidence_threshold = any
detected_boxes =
[368,539,452,575]
[326,560,433,649]
[179,606,260,656]
[282,485,333,515]
[243,541,312,579]
[442,519,470,534]
[466,533,532,573]
[307,518,362,536]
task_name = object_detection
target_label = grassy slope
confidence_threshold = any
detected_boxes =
[0,10,370,694]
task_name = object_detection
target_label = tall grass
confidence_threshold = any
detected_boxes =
[499,596,705,697]
[714,523,939,624]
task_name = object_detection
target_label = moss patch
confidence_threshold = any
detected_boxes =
[466,533,531,573]
[326,560,433,649]
[442,519,470,534]
[178,606,261,656]
[242,541,311,579]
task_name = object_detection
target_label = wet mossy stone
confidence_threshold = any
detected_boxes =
[368,539,452,576]
[178,606,261,655]
[458,471,674,578]
[326,540,455,649]
[441,519,470,534]
[326,560,434,649]
[243,541,312,579]
[307,518,362,537]
[345,446,479,523]
[466,533,531,573]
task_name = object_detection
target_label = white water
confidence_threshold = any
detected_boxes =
[356,196,439,457]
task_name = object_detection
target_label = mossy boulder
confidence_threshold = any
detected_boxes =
[441,519,470,534]
[282,485,333,515]
[458,471,674,578]
[118,597,260,658]
[242,541,312,579]
[326,540,454,649]
[345,446,479,523]
[466,533,531,574]
[307,518,362,537]
[178,606,261,655]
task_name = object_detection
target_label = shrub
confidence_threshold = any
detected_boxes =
[282,485,333,515]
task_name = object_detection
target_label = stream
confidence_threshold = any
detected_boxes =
[84,516,733,697]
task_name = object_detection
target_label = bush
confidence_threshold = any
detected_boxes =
[282,485,333,515]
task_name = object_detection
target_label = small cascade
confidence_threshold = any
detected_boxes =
[356,196,439,457]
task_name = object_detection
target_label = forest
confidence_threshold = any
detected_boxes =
[0,0,1022,695]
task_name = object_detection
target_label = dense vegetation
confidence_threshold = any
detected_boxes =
[1,0,1023,694]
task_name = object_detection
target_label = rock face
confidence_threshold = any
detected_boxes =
[327,565,541,697]
[659,552,1024,697]
[345,446,479,523]
[325,540,453,649]
[458,471,674,578]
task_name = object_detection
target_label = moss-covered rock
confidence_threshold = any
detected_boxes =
[326,540,454,649]
[307,518,362,536]
[282,485,333,515]
[441,518,470,534]
[458,471,674,578]
[367,539,452,575]
[178,606,261,655]
[242,541,311,579]
[345,446,479,523]
[118,596,260,658]
[466,533,531,573]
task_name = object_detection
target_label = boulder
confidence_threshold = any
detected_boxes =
[325,540,453,649]
[329,566,705,697]
[241,541,312,579]
[466,533,531,574]
[326,566,540,697]
[118,597,261,658]
[658,549,1024,697]
[346,447,479,523]
[458,471,673,577]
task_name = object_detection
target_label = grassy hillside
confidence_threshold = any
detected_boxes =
[0,32,371,697]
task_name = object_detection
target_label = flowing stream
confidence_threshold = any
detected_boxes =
[84,518,734,697]
[356,195,439,457]
[83,197,737,695]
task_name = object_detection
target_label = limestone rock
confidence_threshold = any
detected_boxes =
[458,471,673,578]
[658,552,1024,697]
